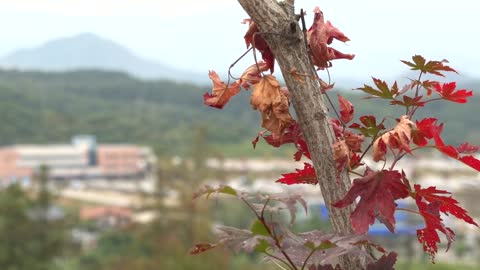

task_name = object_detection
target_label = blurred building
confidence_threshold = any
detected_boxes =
[0,135,156,185]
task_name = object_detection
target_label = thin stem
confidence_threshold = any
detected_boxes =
[262,216,299,270]
[300,9,309,53]
[348,170,363,177]
[301,249,317,270]
[423,97,443,104]
[241,197,261,219]
[353,118,385,167]
[228,47,254,80]
[251,32,261,75]
[414,72,424,98]
[354,138,375,168]
[266,250,295,270]
[394,145,436,162]
[389,154,402,171]
[396,207,420,215]
[242,196,298,269]
[261,198,271,219]
[408,72,424,118]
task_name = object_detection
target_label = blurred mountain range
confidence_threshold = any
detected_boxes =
[0,33,208,84]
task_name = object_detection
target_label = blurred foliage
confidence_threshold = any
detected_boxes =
[0,180,68,270]
[0,69,479,157]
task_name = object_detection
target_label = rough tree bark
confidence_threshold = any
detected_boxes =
[237,0,363,269]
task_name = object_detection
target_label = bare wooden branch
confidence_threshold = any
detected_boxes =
[237,0,363,269]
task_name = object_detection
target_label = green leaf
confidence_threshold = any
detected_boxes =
[192,185,237,200]
[401,55,457,77]
[357,78,396,99]
[250,220,270,236]
[254,239,270,253]
[217,186,237,196]
[304,240,336,251]
[349,115,385,138]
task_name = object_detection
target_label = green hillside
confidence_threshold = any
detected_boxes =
[0,69,478,157]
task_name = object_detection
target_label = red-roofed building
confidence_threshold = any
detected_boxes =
[0,136,156,185]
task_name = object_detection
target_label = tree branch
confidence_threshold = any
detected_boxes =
[237,0,363,269]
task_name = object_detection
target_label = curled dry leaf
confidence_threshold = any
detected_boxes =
[204,71,242,109]
[251,75,293,136]
[239,61,270,89]
[242,19,275,72]
[373,115,414,161]
[308,7,355,69]
[333,140,349,162]
[344,132,364,152]
[338,95,354,124]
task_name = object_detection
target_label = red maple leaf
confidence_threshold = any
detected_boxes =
[338,95,354,124]
[412,118,437,146]
[277,162,317,185]
[204,71,242,109]
[433,82,473,103]
[333,169,409,233]
[413,184,478,259]
[411,118,480,171]
[415,185,478,226]
[254,121,311,161]
[243,19,275,72]
[307,7,354,69]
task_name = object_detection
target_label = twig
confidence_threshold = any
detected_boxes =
[301,249,317,270]
[266,250,294,270]
[396,207,420,215]
[228,47,253,81]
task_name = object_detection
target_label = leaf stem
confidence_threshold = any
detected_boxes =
[265,250,295,270]
[228,47,254,81]
[301,249,317,270]
[348,170,363,177]
[396,207,420,215]
[241,197,298,270]
[263,216,299,270]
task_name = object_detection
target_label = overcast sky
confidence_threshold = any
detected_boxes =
[0,0,479,82]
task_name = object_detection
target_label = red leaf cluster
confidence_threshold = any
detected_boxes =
[331,119,365,171]
[333,169,409,234]
[277,162,317,185]
[433,82,473,103]
[415,118,480,171]
[307,7,355,69]
[413,184,478,259]
[253,121,311,161]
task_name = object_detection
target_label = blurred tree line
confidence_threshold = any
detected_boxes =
[0,69,479,157]
[0,166,67,270]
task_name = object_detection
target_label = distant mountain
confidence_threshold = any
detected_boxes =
[0,33,207,83]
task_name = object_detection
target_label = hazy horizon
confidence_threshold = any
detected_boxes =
[1,0,479,82]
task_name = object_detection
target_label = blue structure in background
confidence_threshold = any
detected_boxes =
[318,202,422,236]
